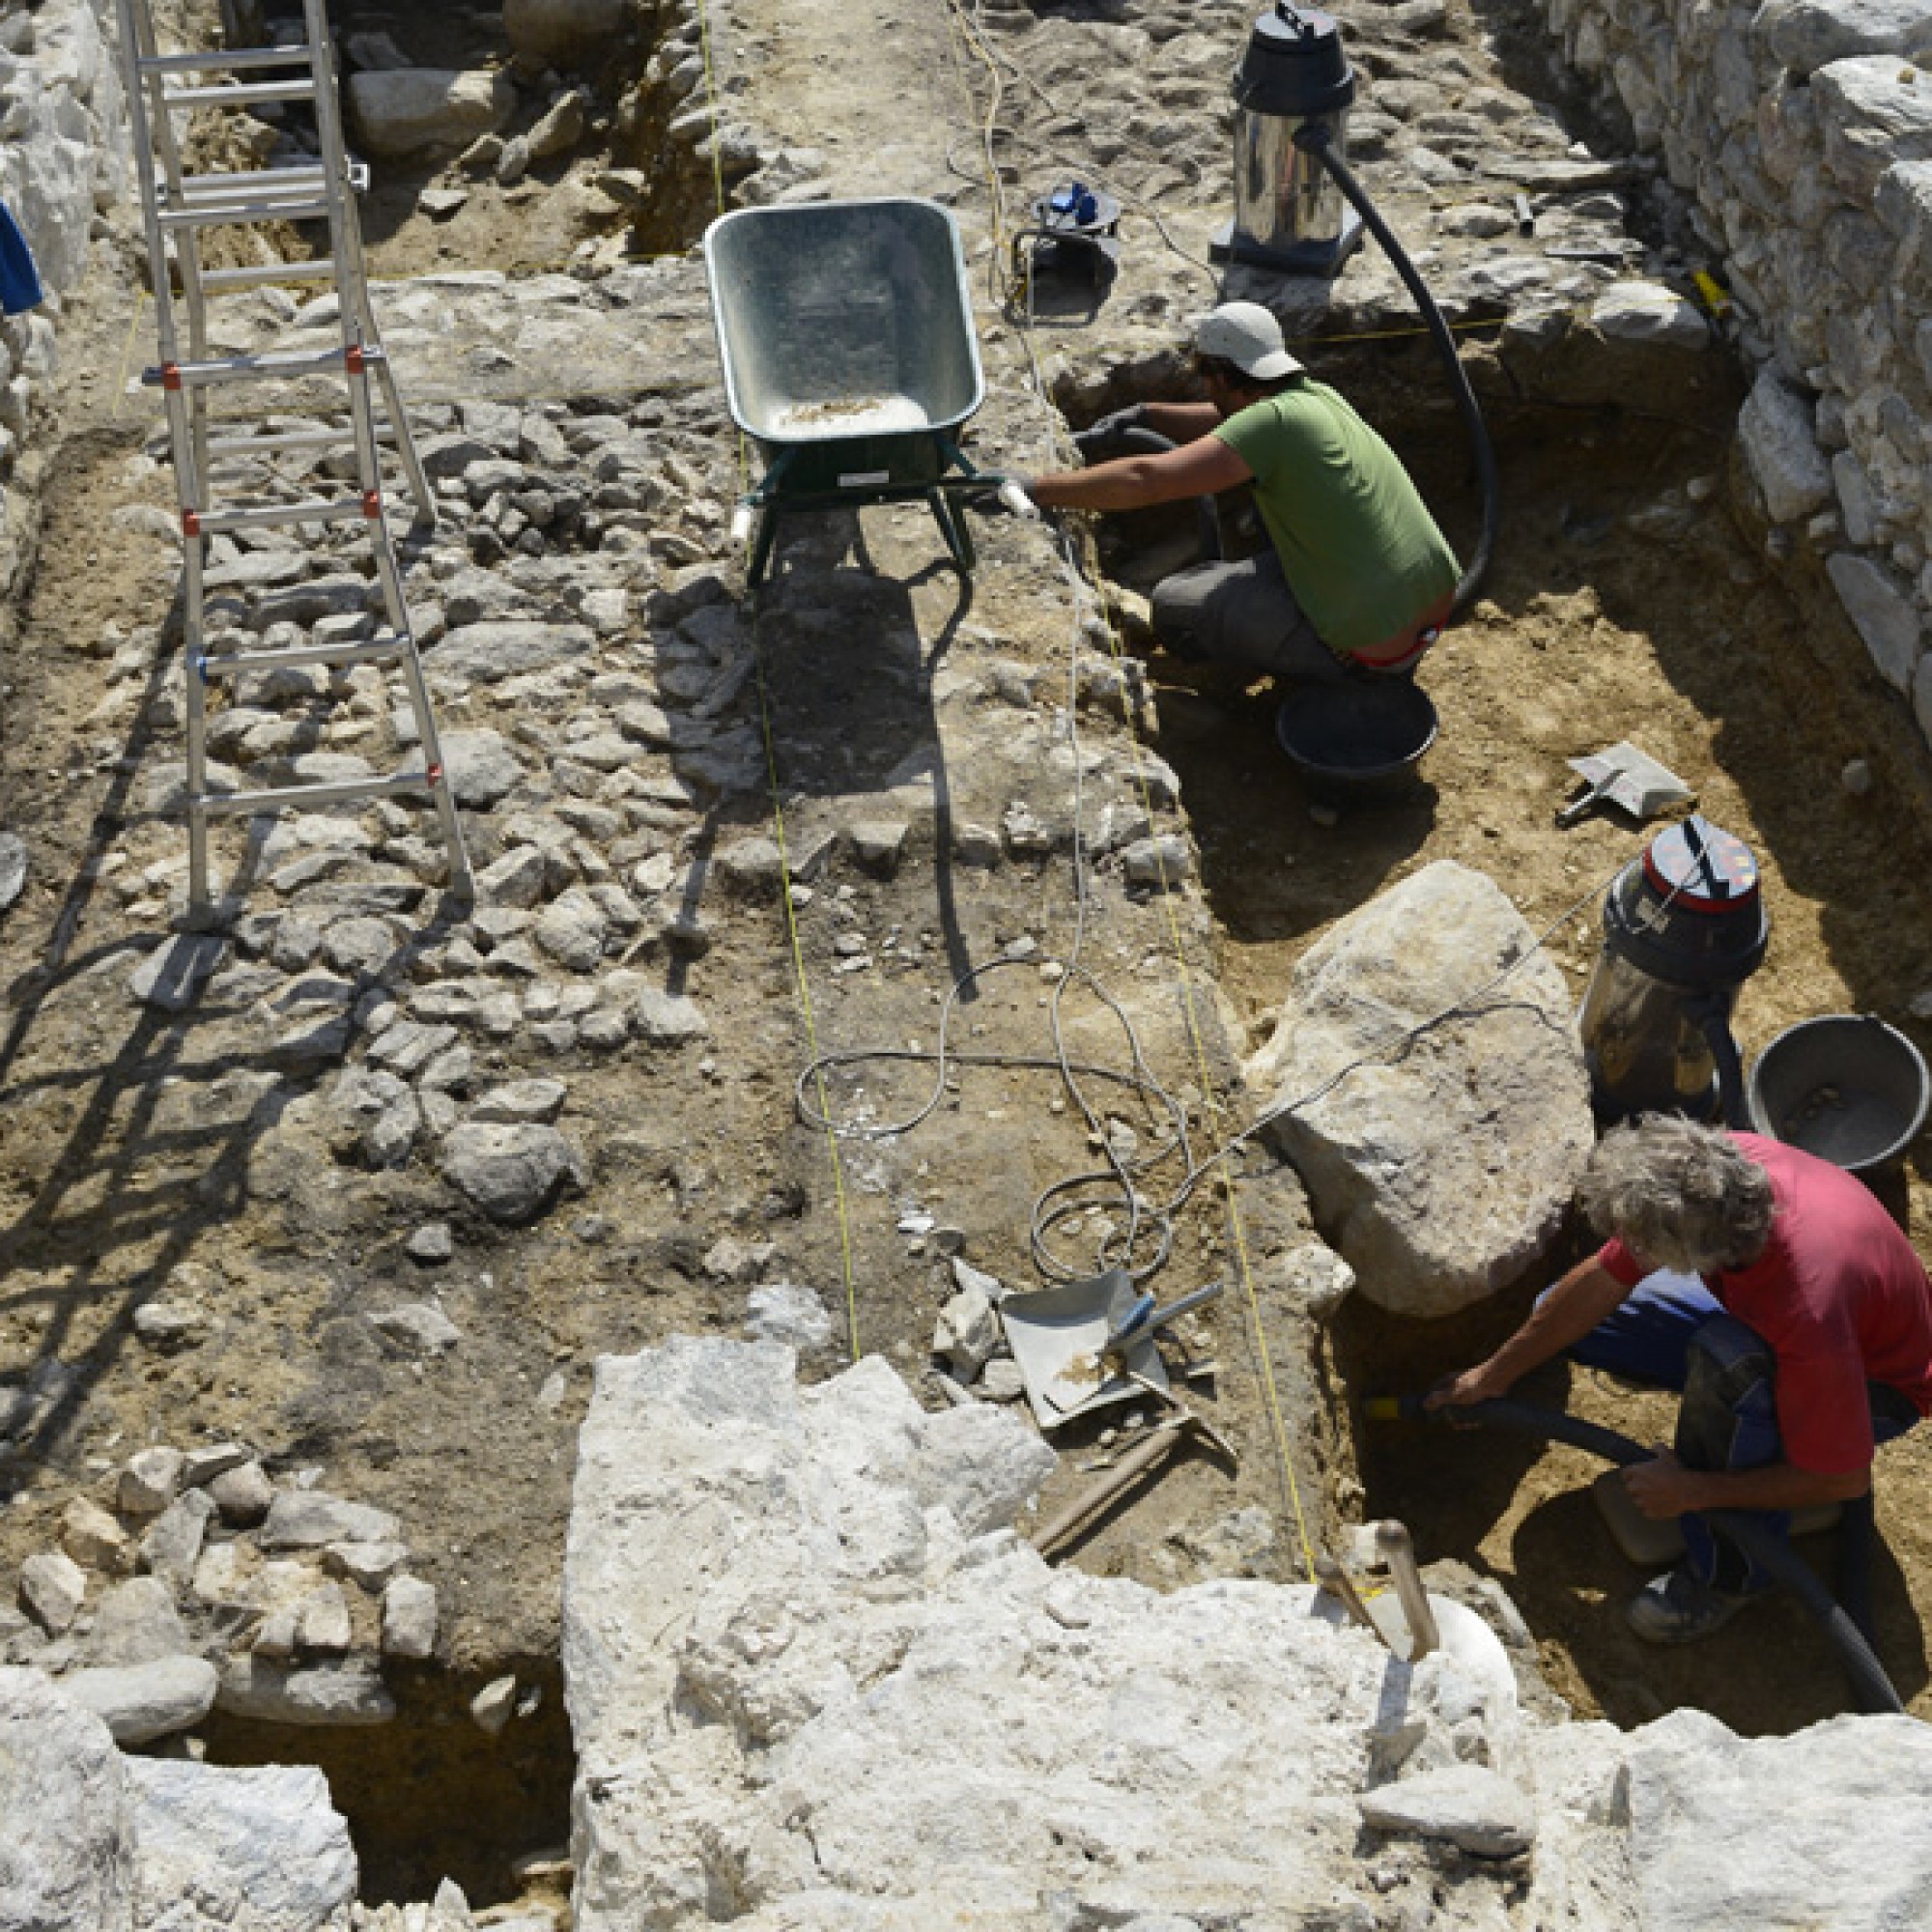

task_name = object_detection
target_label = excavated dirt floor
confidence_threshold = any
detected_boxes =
[7,0,1932,1902]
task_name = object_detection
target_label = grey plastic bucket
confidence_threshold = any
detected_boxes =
[1746,1014,1930,1176]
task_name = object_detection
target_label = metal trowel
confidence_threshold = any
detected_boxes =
[1557,741,1694,828]
[1001,1275,1223,1430]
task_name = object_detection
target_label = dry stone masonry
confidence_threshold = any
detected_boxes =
[0,0,128,595]
[1526,0,1932,741]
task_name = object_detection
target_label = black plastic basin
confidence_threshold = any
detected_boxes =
[1747,1014,1930,1176]
[1275,677,1438,802]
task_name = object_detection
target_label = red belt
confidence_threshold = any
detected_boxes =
[1350,593,1453,675]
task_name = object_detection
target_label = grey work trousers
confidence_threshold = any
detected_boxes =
[1150,550,1343,682]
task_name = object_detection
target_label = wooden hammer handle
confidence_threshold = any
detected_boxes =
[1032,1425,1182,1557]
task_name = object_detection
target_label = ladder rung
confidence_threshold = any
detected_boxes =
[207,424,391,459]
[197,634,411,675]
[144,344,384,387]
[178,165,328,196]
[160,196,332,230]
[196,769,441,817]
[137,46,314,76]
[198,259,338,292]
[163,78,318,110]
[171,161,366,198]
[189,495,376,535]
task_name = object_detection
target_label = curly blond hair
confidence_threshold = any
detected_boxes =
[1577,1115,1775,1273]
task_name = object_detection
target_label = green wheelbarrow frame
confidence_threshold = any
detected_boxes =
[737,432,997,587]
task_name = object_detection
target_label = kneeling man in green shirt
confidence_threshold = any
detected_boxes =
[1026,301,1460,681]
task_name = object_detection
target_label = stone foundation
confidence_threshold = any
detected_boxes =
[1526,0,1932,741]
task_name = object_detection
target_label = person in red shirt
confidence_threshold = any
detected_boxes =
[1430,1115,1932,1642]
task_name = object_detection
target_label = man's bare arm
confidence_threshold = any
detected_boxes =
[1139,401,1224,443]
[1029,435,1252,514]
[1425,1259,1634,1409]
[1624,1448,1868,1519]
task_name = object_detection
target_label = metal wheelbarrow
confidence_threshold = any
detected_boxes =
[703,197,1017,586]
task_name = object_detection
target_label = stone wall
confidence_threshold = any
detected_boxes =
[1524,0,1932,744]
[0,0,127,595]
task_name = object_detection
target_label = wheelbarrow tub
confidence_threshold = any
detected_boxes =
[702,197,985,447]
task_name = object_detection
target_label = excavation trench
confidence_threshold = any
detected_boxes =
[214,0,720,279]
[1059,327,1932,1735]
[196,1662,575,1909]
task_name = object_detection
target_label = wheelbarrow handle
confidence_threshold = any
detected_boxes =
[997,477,1040,521]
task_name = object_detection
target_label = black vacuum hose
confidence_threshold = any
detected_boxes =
[1372,1392,1905,1716]
[1116,426,1225,563]
[1294,124,1499,619]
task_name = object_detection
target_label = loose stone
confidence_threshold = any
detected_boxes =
[382,1577,440,1660]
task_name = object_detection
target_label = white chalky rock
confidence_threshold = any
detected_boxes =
[326,1541,412,1593]
[744,1282,838,1355]
[217,1655,396,1727]
[260,1492,402,1551]
[129,936,224,1012]
[1756,0,1932,72]
[932,1281,1000,1378]
[440,728,525,808]
[19,1549,87,1634]
[471,1674,518,1735]
[118,1445,185,1518]
[1738,371,1833,524]
[1358,1763,1537,1858]
[348,68,515,158]
[126,1758,358,1932]
[382,1577,440,1660]
[1627,1709,1932,1923]
[140,1489,215,1586]
[0,1667,136,1931]
[370,1302,463,1357]
[88,1577,189,1665]
[209,1461,275,1527]
[63,1656,219,1746]
[1244,861,1592,1315]
[298,1582,354,1655]
[1590,281,1710,350]
[632,988,707,1044]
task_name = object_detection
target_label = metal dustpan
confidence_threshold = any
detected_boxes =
[1557,741,1694,827]
[1000,1269,1169,1431]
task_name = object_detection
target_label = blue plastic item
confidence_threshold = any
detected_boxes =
[0,201,44,316]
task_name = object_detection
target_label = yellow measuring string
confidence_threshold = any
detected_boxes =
[1082,532,1320,1584]
[694,0,864,1363]
[942,0,1319,1579]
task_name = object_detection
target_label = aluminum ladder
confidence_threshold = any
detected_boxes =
[113,0,471,920]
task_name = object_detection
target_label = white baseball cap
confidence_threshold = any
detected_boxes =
[1192,301,1304,381]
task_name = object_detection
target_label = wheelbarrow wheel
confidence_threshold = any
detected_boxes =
[926,488,975,577]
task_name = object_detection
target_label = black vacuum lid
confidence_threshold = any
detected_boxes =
[1234,4,1356,119]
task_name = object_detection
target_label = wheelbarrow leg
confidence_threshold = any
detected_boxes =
[926,489,975,577]
[748,503,782,588]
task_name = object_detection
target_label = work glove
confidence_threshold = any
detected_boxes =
[1071,402,1151,464]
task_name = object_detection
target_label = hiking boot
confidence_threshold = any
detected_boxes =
[1625,1565,1753,1645]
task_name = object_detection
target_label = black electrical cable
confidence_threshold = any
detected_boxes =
[1372,1393,1905,1716]
[1294,123,1500,618]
